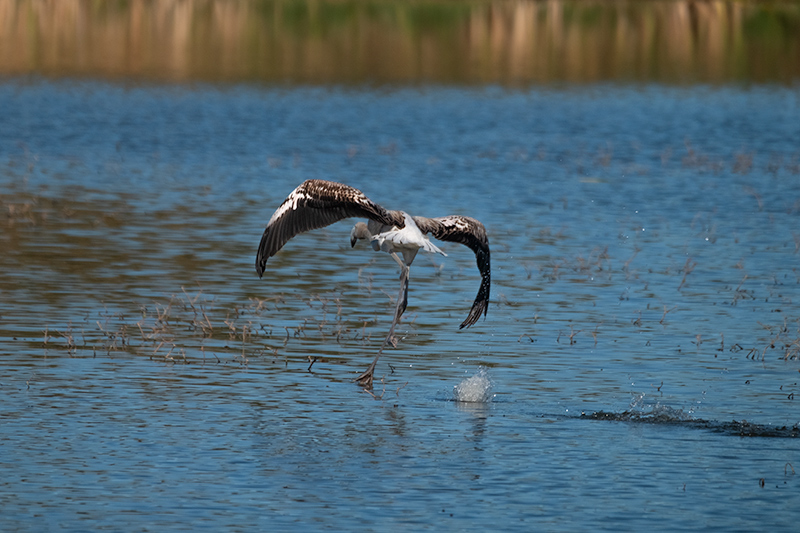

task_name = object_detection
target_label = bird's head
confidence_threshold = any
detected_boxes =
[350,222,370,247]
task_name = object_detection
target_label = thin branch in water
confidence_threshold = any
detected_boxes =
[396,381,409,397]
[660,305,677,325]
[678,258,697,290]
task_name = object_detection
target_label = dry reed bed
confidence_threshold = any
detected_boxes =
[2,0,800,84]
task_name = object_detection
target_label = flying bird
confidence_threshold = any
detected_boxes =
[255,179,491,384]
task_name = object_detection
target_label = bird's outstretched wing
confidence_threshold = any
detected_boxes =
[256,180,404,276]
[413,215,491,329]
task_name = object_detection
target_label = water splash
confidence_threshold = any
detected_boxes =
[454,367,494,403]
[626,393,694,422]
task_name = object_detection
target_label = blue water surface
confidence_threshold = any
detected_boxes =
[1,80,799,530]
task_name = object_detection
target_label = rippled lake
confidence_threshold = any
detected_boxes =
[1,80,799,530]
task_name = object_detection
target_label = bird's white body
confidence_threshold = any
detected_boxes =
[369,212,447,267]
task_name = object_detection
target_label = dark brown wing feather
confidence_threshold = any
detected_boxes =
[256,180,404,277]
[413,215,491,328]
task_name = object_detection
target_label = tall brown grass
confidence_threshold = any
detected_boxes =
[1,0,798,84]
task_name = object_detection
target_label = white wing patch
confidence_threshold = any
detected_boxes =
[268,188,310,226]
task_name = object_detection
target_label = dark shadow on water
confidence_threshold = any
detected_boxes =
[438,395,800,438]
[583,409,800,439]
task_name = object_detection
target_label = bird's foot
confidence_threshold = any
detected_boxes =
[355,365,375,389]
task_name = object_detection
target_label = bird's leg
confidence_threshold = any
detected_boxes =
[389,251,410,316]
[390,265,409,343]
[356,265,409,389]
[398,269,409,319]
[390,251,406,279]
